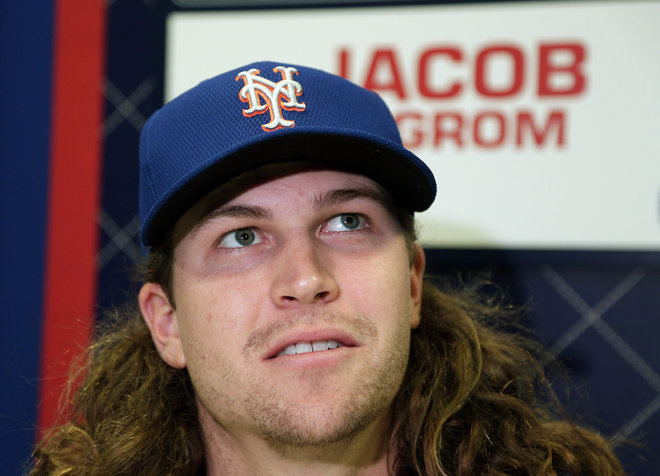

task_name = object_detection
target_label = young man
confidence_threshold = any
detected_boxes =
[30,62,625,475]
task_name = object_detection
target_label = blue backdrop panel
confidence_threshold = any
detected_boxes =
[0,1,54,474]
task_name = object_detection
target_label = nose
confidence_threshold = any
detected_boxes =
[269,236,339,308]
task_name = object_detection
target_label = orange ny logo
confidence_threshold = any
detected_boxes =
[236,66,306,131]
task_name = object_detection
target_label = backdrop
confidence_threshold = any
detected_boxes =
[2,0,658,474]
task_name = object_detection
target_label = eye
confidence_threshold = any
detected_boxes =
[325,214,366,232]
[218,228,264,248]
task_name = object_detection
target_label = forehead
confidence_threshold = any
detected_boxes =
[172,163,394,241]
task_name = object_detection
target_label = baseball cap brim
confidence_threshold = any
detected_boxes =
[142,128,435,247]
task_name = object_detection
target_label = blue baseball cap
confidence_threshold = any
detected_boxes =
[139,61,436,247]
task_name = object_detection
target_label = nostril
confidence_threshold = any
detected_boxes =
[315,291,330,300]
[281,291,328,302]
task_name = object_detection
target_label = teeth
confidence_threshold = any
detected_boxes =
[278,340,343,357]
[296,342,313,354]
[312,341,328,352]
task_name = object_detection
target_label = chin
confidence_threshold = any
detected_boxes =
[258,403,386,452]
[248,376,398,453]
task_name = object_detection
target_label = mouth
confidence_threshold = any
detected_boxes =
[277,340,344,357]
[264,330,358,360]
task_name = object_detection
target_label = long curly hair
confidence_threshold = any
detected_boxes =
[390,280,624,475]
[28,217,625,475]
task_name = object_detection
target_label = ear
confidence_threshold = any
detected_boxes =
[138,282,186,369]
[409,243,425,329]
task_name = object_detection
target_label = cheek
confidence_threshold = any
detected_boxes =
[173,275,255,364]
[342,248,414,319]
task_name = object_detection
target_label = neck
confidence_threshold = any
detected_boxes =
[199,408,393,476]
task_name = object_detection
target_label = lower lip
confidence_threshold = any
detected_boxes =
[266,346,352,370]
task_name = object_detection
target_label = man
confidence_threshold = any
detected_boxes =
[30,62,625,475]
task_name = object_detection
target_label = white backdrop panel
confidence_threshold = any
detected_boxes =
[165,1,660,250]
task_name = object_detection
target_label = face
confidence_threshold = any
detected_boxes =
[140,165,425,453]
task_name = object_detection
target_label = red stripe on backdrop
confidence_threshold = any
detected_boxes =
[38,0,106,435]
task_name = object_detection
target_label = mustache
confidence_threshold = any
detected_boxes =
[243,311,378,353]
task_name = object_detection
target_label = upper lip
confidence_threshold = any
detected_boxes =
[263,328,360,360]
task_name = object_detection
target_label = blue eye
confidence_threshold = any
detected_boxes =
[218,228,261,248]
[326,214,365,232]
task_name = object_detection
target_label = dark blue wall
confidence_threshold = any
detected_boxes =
[0,1,53,474]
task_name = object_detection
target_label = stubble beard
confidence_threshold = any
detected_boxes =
[244,315,412,457]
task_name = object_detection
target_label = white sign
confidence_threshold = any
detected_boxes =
[165,1,660,250]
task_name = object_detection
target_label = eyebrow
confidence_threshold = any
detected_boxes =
[192,204,272,237]
[190,186,391,238]
[311,187,391,212]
